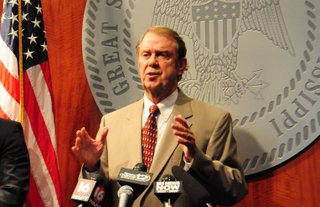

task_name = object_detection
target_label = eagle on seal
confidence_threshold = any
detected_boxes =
[152,0,295,104]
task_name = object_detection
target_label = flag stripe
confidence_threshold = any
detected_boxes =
[24,114,61,207]
[23,70,61,206]
[28,169,46,207]
[0,36,18,79]
[0,80,20,120]
[40,61,54,101]
[27,64,57,148]
[0,105,9,119]
[0,61,20,102]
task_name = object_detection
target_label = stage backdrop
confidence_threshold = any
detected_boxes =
[0,0,319,206]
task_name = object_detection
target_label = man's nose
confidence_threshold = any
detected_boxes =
[148,54,159,68]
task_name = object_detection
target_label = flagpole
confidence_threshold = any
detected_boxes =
[17,3,28,207]
[1,2,29,203]
[18,0,24,127]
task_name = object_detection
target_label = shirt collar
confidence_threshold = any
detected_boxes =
[143,89,178,114]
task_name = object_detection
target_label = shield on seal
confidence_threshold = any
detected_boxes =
[191,0,241,54]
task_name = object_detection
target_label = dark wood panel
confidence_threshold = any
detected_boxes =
[233,139,319,207]
[42,1,101,206]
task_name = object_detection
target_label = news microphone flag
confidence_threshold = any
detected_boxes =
[117,163,153,201]
[71,177,108,207]
[0,0,62,206]
[154,174,183,207]
[71,178,97,203]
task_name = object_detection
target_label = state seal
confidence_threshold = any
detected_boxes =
[82,0,320,175]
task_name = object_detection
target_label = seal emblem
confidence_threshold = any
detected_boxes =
[82,0,320,175]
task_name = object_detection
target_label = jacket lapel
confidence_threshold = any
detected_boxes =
[126,99,144,167]
[108,99,144,173]
[149,91,194,181]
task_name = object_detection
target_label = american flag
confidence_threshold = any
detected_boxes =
[0,0,62,206]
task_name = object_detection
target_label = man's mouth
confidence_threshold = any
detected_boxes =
[146,72,161,78]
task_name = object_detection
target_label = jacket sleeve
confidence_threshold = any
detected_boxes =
[0,121,30,207]
[190,111,248,205]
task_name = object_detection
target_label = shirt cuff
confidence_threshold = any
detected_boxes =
[183,156,193,171]
[82,163,101,180]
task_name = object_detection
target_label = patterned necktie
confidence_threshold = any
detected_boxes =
[142,104,160,171]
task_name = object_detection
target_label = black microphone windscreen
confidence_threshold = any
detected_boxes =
[161,174,176,181]
[133,163,147,172]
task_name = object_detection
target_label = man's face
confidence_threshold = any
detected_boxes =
[137,32,186,101]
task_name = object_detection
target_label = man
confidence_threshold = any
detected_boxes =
[72,26,247,206]
[0,118,30,207]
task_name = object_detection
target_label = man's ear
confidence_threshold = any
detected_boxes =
[177,57,187,75]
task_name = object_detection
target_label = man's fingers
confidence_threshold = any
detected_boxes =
[97,127,108,142]
[75,127,89,142]
[81,127,91,140]
[172,115,190,132]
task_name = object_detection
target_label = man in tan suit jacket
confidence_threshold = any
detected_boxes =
[72,26,247,207]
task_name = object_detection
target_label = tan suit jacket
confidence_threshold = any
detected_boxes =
[94,90,247,207]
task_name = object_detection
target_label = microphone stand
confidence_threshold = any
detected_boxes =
[163,199,174,207]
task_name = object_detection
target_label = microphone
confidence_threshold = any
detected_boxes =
[71,174,108,207]
[116,163,153,206]
[117,185,134,207]
[172,166,214,207]
[154,174,183,207]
